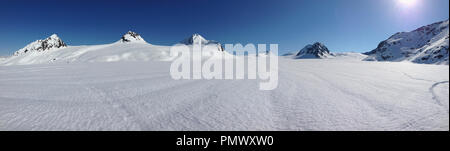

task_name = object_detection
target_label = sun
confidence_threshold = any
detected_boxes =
[397,0,418,7]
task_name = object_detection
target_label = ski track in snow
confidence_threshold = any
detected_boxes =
[0,59,448,131]
[400,71,449,113]
[430,81,450,113]
[401,72,436,83]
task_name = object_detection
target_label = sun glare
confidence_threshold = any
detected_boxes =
[397,0,417,8]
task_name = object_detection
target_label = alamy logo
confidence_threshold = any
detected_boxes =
[169,40,279,90]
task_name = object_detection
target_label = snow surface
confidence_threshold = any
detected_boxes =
[0,43,174,66]
[331,52,368,60]
[0,58,448,131]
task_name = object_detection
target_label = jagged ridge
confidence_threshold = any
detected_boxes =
[13,34,67,56]
[295,42,332,59]
[119,31,146,43]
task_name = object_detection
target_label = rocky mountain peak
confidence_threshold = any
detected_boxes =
[13,34,67,56]
[119,31,146,43]
[295,42,331,59]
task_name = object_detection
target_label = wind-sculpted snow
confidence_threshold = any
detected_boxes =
[0,59,448,130]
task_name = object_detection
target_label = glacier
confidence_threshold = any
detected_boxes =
[0,58,448,130]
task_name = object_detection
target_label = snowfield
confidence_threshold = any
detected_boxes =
[0,58,448,131]
[1,43,174,66]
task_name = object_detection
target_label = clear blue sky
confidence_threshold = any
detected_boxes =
[0,0,448,55]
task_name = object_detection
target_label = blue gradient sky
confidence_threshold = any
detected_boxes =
[0,0,448,55]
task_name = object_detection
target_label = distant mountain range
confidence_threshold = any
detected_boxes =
[1,19,448,65]
[285,19,449,65]
[283,42,367,60]
[0,32,224,66]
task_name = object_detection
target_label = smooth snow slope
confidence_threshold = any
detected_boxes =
[0,59,448,130]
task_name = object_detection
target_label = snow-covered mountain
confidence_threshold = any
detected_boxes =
[364,19,449,65]
[294,42,333,59]
[283,43,367,60]
[0,31,174,66]
[118,31,146,43]
[180,34,224,51]
[181,33,209,45]
[13,34,67,56]
[0,32,232,66]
